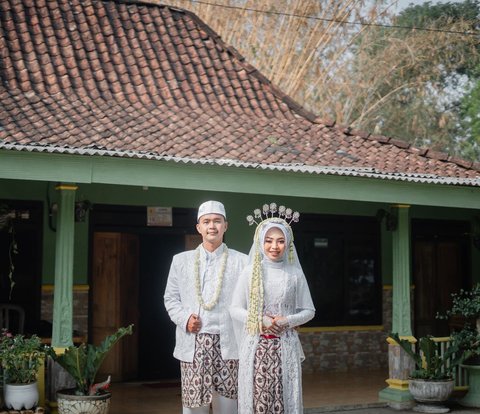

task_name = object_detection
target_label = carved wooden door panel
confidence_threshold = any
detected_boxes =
[92,232,139,381]
[414,239,465,337]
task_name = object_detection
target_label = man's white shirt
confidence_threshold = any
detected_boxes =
[164,243,248,362]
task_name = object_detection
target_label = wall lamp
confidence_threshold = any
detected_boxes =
[48,200,92,229]
[376,208,398,231]
[74,200,92,222]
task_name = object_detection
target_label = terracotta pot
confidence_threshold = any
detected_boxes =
[57,388,111,414]
[4,381,39,410]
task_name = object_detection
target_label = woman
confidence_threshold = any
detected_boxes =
[230,204,315,414]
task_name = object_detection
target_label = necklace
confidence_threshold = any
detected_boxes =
[194,245,229,311]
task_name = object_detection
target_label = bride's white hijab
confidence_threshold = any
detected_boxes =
[245,218,303,334]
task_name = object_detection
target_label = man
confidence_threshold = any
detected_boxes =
[164,200,248,414]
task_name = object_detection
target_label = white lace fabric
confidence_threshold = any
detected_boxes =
[231,259,315,414]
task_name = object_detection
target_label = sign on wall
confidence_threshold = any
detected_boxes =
[147,206,173,227]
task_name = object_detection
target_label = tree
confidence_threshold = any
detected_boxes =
[153,0,480,159]
[370,0,480,157]
[163,0,382,103]
[459,67,480,161]
[347,0,480,154]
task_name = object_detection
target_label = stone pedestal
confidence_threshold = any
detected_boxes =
[46,359,76,414]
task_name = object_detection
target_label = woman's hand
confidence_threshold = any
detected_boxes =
[261,315,273,333]
[269,316,288,335]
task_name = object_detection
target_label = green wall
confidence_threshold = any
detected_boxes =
[1,178,479,285]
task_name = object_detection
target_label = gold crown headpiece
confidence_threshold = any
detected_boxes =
[246,203,300,226]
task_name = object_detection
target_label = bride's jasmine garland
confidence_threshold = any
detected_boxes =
[194,245,229,311]
[245,203,299,335]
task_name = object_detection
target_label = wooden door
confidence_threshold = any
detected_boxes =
[92,232,139,381]
[414,239,466,337]
[137,232,202,380]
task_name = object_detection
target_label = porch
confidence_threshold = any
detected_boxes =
[109,369,389,413]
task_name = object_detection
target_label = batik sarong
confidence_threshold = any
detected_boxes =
[253,336,284,413]
[180,333,238,408]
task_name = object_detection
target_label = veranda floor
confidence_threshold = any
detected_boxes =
[109,369,388,413]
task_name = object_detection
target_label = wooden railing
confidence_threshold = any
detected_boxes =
[431,337,469,391]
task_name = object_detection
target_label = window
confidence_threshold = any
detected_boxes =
[295,214,381,326]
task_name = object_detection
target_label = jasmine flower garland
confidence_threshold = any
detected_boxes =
[194,245,229,311]
[246,233,264,335]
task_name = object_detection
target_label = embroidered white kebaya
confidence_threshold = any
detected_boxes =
[229,202,315,414]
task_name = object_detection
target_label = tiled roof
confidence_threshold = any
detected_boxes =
[1,0,479,185]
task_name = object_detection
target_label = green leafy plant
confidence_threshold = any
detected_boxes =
[437,283,480,364]
[450,326,480,352]
[390,333,468,380]
[0,329,45,384]
[438,284,480,322]
[47,324,133,396]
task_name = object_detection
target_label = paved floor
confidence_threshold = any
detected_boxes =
[315,408,479,414]
[109,369,478,413]
[110,369,389,413]
[306,400,480,413]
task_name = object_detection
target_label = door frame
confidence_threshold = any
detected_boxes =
[88,204,198,380]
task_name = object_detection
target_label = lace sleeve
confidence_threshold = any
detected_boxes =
[286,272,315,328]
[286,309,315,328]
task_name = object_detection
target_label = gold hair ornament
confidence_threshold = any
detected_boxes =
[246,203,300,227]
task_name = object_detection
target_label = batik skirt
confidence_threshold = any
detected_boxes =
[253,335,284,413]
[180,333,239,408]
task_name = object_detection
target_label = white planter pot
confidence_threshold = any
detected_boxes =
[409,378,454,413]
[4,381,39,410]
[57,388,111,414]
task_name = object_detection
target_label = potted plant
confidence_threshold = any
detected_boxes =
[47,324,133,414]
[390,333,468,413]
[437,284,480,407]
[440,284,480,334]
[0,329,45,410]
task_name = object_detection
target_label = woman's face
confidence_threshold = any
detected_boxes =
[263,227,286,261]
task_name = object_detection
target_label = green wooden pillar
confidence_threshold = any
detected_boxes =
[391,204,412,336]
[379,204,415,410]
[51,184,77,349]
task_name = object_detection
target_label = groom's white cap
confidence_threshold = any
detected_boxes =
[197,201,226,221]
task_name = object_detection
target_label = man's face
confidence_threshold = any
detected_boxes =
[196,213,228,248]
